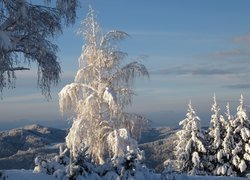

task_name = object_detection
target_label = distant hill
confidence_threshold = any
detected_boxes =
[0,124,66,169]
[139,127,177,172]
[0,124,176,171]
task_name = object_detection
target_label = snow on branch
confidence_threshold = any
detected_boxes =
[103,87,117,110]
[109,61,149,85]
[101,30,129,46]
[58,83,81,113]
[107,128,138,159]
[0,0,78,97]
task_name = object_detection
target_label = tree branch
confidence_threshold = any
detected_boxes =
[7,67,30,71]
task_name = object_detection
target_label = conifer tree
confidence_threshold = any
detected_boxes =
[208,95,226,150]
[206,95,227,175]
[217,102,236,176]
[223,103,235,155]
[175,101,207,175]
[59,6,149,164]
[230,95,250,175]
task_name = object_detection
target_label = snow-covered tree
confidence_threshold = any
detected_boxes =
[0,0,78,97]
[206,95,227,175]
[208,95,226,150]
[34,146,70,178]
[223,103,235,155]
[217,102,237,176]
[161,160,176,180]
[34,144,101,179]
[107,149,159,180]
[59,6,149,164]
[34,144,160,179]
[175,101,207,175]
[230,95,250,176]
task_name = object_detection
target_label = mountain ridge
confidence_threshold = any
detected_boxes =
[0,124,175,171]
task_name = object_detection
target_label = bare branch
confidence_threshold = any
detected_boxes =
[6,67,30,71]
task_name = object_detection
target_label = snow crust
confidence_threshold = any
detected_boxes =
[3,170,57,180]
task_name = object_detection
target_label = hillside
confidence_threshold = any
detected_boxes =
[0,124,175,171]
[139,127,178,172]
[0,124,66,169]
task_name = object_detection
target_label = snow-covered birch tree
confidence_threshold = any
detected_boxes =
[59,6,149,164]
[175,101,207,175]
[0,0,78,97]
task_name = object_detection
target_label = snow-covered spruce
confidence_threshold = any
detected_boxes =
[208,95,226,151]
[206,95,228,175]
[58,6,149,164]
[175,101,207,175]
[230,95,250,176]
[0,0,78,97]
[215,102,237,176]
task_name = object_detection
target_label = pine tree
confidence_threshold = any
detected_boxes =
[218,102,237,176]
[0,0,78,97]
[175,101,207,175]
[59,6,149,165]
[206,95,227,175]
[223,103,235,155]
[230,95,250,176]
[208,95,226,150]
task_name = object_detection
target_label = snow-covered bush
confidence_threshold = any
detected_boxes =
[34,146,70,178]
[161,160,176,180]
[108,147,159,180]
[33,145,101,179]
[33,144,162,180]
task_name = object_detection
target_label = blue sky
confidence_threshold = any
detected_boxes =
[1,0,250,130]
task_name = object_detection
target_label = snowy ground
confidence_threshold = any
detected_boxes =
[2,170,56,180]
[1,170,247,180]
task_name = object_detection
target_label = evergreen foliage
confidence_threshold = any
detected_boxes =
[175,95,250,177]
[206,95,228,175]
[230,95,250,176]
[175,101,207,175]
[33,144,161,180]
